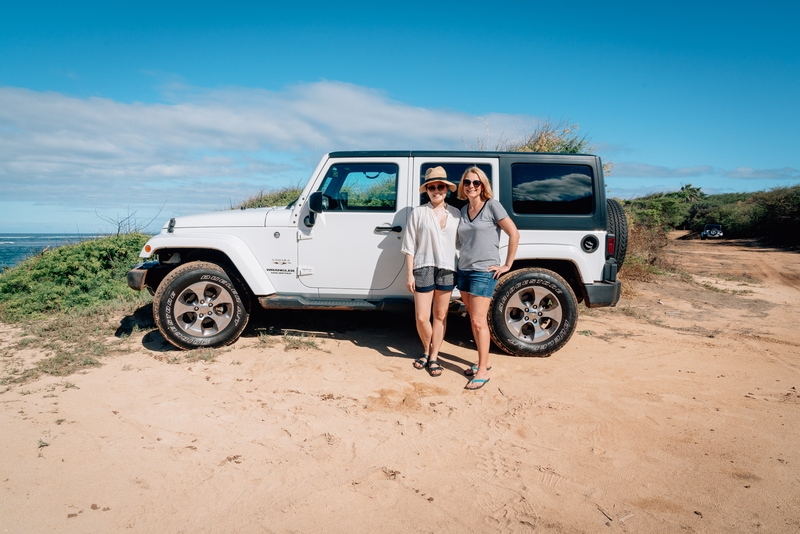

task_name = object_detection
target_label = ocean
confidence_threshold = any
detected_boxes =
[0,234,97,273]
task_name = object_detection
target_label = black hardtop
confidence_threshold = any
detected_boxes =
[328,150,599,160]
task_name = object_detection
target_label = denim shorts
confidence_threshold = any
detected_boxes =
[457,270,497,298]
[413,266,456,293]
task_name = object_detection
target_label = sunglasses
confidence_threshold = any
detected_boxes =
[462,179,482,188]
[426,183,448,192]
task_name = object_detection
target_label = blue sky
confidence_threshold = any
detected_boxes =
[1,1,798,232]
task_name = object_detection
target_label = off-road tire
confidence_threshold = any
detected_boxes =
[606,198,629,271]
[488,268,578,357]
[153,261,250,350]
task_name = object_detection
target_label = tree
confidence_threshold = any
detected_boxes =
[499,120,590,154]
[474,120,613,175]
[676,183,704,204]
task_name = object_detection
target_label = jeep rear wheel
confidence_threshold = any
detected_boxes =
[488,268,578,357]
[606,198,629,271]
[153,261,250,350]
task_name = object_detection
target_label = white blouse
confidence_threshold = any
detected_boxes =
[401,203,460,271]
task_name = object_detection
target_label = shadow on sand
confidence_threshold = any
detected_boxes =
[114,303,497,375]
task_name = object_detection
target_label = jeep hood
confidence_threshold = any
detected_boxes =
[165,208,276,229]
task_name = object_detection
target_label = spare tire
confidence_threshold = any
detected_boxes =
[606,198,629,271]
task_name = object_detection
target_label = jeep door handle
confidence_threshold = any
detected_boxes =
[375,225,402,233]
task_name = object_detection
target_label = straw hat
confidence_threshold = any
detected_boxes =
[419,166,457,193]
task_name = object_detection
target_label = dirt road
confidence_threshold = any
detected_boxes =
[1,235,799,533]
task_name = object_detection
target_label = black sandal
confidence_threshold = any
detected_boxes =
[413,355,428,370]
[427,360,443,377]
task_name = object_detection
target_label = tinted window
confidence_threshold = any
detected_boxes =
[317,163,398,211]
[419,163,492,210]
[511,163,594,215]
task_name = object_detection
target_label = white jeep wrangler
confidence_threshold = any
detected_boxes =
[128,151,626,356]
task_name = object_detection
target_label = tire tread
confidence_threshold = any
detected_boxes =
[153,261,250,350]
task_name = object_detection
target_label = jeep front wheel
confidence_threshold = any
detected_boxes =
[153,261,250,350]
[488,268,578,357]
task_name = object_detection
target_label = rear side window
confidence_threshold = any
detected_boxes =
[511,163,594,215]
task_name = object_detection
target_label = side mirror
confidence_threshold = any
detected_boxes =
[305,191,326,227]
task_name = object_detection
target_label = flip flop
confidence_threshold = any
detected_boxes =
[413,355,428,370]
[464,364,492,377]
[465,378,490,390]
[427,360,443,377]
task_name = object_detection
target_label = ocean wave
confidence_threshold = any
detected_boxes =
[0,234,91,240]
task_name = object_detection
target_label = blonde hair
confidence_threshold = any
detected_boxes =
[457,166,493,201]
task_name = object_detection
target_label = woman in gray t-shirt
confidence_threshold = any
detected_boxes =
[456,167,519,390]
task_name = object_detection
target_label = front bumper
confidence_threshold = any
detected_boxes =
[126,261,174,295]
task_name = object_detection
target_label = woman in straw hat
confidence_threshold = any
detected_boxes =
[456,166,519,390]
[401,166,460,377]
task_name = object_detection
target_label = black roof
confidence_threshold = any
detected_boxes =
[327,150,596,158]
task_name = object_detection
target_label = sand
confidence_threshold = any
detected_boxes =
[1,234,799,533]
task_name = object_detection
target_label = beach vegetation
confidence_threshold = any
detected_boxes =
[0,232,151,321]
[233,186,303,209]
[0,233,153,386]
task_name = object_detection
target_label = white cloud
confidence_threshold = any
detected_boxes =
[723,167,800,180]
[0,82,534,218]
[612,162,716,178]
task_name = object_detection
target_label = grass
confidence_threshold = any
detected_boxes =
[698,282,754,295]
[282,333,330,353]
[0,233,156,388]
[0,299,153,388]
[252,327,330,353]
[0,233,151,321]
[159,347,221,365]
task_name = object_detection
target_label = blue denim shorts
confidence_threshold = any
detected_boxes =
[457,270,497,298]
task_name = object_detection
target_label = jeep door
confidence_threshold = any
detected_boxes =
[297,158,411,295]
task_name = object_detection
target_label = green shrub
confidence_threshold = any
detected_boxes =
[0,233,151,321]
[750,186,800,245]
[500,120,590,154]
[681,185,800,244]
[625,193,687,230]
[234,186,302,209]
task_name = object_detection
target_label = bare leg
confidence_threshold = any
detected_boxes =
[465,294,492,388]
[413,290,434,356]
[428,289,452,363]
[461,292,478,358]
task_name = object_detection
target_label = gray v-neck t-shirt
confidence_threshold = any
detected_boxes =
[457,199,509,271]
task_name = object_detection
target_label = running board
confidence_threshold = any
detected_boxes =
[258,295,414,311]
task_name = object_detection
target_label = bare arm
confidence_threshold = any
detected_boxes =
[405,253,416,293]
[488,217,520,279]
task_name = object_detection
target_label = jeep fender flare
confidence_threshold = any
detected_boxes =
[510,242,596,284]
[140,234,276,296]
